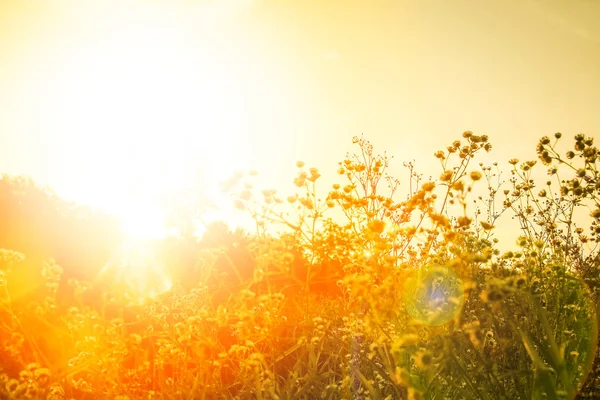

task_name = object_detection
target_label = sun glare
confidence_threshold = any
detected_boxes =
[31,1,253,240]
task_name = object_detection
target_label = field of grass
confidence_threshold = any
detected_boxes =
[0,132,598,399]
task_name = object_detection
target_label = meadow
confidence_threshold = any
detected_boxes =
[0,132,598,399]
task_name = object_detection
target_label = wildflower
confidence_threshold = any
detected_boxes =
[480,289,503,303]
[19,369,31,381]
[554,132,562,139]
[509,158,519,165]
[430,213,450,228]
[462,131,473,138]
[299,197,314,210]
[414,350,433,369]
[296,161,305,168]
[308,168,321,182]
[5,379,18,393]
[457,216,471,228]
[515,276,527,288]
[502,251,514,259]
[440,170,453,182]
[480,221,494,230]
[294,172,308,187]
[367,219,386,234]
[128,333,142,346]
[421,181,435,192]
[452,180,464,191]
[31,367,50,386]
[48,385,65,400]
[540,152,552,165]
[470,171,482,181]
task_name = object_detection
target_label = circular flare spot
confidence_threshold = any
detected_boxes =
[403,264,464,326]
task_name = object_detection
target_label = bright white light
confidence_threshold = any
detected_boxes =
[33,1,253,239]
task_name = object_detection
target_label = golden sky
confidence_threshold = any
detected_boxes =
[0,0,599,241]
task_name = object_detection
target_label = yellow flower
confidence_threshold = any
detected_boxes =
[457,216,471,227]
[414,350,433,369]
[480,289,503,303]
[421,182,435,192]
[367,219,385,234]
[440,170,453,182]
[480,221,494,230]
[5,379,18,393]
[470,171,483,181]
[308,168,321,182]
[451,180,464,191]
[430,214,450,228]
[294,172,308,187]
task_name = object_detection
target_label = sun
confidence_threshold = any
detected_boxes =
[33,1,254,241]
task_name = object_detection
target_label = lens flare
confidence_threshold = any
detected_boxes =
[403,264,464,326]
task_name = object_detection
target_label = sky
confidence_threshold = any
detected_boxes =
[0,0,599,243]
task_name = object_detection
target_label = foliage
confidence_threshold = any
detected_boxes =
[0,132,598,399]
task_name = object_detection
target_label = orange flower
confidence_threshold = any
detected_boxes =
[367,219,385,234]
